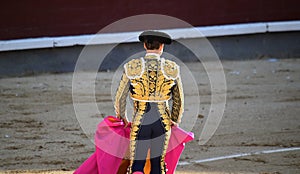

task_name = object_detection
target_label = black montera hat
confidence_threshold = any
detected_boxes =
[139,30,172,44]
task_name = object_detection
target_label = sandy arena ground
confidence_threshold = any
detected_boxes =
[0,59,299,174]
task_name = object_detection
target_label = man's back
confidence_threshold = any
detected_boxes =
[124,53,179,102]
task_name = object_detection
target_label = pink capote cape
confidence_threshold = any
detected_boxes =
[74,116,194,174]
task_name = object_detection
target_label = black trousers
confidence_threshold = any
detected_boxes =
[131,103,167,174]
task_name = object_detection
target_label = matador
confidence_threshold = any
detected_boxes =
[114,30,184,174]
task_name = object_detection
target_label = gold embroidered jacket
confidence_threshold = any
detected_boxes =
[114,53,184,123]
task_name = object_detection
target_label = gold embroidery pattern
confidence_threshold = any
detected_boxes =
[157,102,172,173]
[114,73,130,119]
[125,58,145,79]
[129,102,147,173]
[171,76,184,123]
[162,59,179,80]
[147,60,158,96]
[129,59,176,102]
[116,56,184,173]
[128,101,171,174]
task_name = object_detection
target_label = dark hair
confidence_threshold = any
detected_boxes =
[144,40,162,50]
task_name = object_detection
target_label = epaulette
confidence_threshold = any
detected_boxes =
[124,58,145,79]
[161,58,179,80]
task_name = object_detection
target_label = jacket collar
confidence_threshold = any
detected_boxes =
[144,53,161,60]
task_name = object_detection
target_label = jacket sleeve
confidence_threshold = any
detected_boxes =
[171,75,184,124]
[114,72,130,119]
